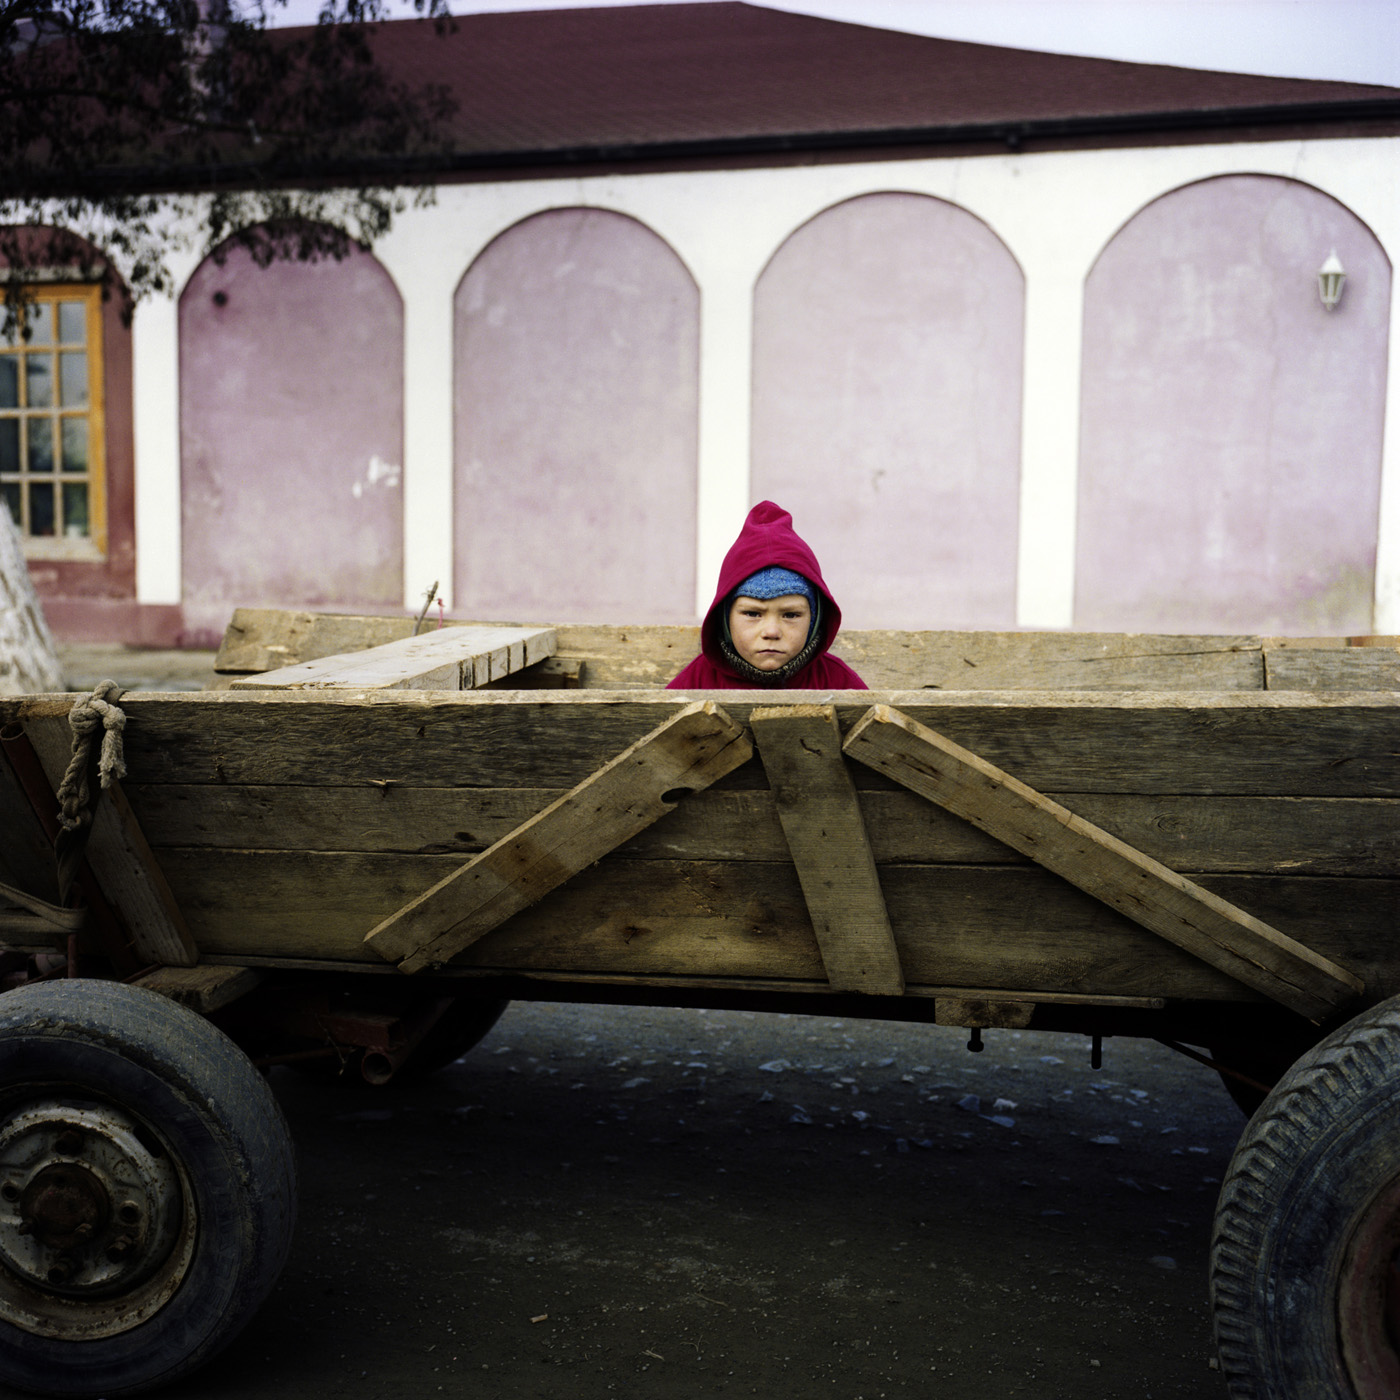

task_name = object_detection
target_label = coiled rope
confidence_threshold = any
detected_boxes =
[53,680,126,907]
[55,680,127,828]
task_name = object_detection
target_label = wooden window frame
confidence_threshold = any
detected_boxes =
[1,284,107,560]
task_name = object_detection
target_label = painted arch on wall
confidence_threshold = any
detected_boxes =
[453,207,700,624]
[179,234,405,642]
[751,191,1025,630]
[1075,174,1391,635]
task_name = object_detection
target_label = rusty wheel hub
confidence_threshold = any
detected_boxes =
[0,1099,195,1339]
[20,1160,109,1261]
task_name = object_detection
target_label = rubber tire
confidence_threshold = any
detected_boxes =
[0,979,297,1398]
[401,994,510,1077]
[1211,996,1400,1399]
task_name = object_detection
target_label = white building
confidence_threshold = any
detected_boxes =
[8,1,1399,645]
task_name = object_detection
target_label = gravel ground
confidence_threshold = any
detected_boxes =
[103,999,1249,1400]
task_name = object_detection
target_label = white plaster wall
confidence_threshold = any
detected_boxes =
[131,239,201,607]
[132,135,1400,631]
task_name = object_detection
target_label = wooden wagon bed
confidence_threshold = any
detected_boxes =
[2,609,1394,1044]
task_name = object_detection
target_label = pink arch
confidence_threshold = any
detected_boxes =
[1076,175,1391,635]
[179,235,404,640]
[453,208,699,623]
[751,192,1025,629]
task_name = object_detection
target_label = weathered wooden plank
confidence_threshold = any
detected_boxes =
[126,782,1398,878]
[934,997,1036,1029]
[135,964,263,1013]
[843,705,1364,1021]
[151,846,1400,1003]
[365,701,754,973]
[1261,636,1400,650]
[73,694,709,791]
[526,626,699,689]
[751,706,903,996]
[1265,647,1400,692]
[829,630,1264,692]
[229,625,556,692]
[214,609,702,687]
[474,867,1397,1004]
[7,690,1394,799]
[21,714,198,967]
[189,953,1169,1008]
[0,875,84,936]
[1064,794,1399,878]
[213,607,1271,692]
[215,609,694,689]
[0,910,70,943]
[215,608,420,674]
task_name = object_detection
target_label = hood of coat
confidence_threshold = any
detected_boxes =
[699,501,843,673]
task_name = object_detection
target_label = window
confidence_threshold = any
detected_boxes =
[0,285,105,557]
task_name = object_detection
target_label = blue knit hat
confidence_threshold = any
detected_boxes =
[732,566,816,609]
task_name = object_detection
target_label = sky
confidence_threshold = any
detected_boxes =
[267,0,1400,89]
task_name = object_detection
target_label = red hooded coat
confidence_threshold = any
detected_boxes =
[667,501,867,690]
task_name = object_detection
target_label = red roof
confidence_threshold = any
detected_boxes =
[347,1,1400,168]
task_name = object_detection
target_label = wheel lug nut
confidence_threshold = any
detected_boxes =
[106,1236,134,1263]
[46,1256,77,1285]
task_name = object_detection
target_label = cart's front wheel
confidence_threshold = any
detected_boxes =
[0,979,297,1398]
[1211,995,1400,1399]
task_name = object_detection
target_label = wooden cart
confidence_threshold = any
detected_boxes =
[0,609,1396,1399]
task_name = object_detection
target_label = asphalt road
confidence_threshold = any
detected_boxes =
[160,999,1243,1400]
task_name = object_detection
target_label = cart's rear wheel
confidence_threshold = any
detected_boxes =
[398,993,510,1077]
[0,979,296,1397]
[1211,995,1400,1399]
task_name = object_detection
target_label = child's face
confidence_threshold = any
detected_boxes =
[728,594,812,671]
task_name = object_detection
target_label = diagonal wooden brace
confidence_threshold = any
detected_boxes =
[365,701,754,974]
[843,704,1363,1024]
[751,705,903,995]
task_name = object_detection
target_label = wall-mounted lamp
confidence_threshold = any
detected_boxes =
[1318,250,1347,311]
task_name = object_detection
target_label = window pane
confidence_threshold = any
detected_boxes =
[62,482,89,537]
[61,417,88,473]
[0,358,16,409]
[28,481,54,535]
[24,303,51,345]
[57,302,86,345]
[26,355,53,408]
[0,420,16,472]
[28,418,53,473]
[1,482,18,527]
[59,352,87,408]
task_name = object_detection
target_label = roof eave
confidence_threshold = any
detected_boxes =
[16,96,1400,197]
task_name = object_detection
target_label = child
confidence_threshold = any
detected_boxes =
[668,501,867,689]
